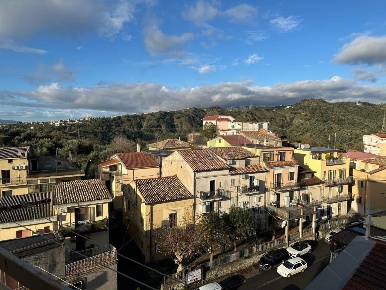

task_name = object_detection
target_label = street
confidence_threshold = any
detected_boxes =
[239,240,330,290]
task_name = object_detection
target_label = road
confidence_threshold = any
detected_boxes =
[239,239,330,290]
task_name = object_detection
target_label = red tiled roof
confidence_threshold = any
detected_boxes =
[178,149,229,172]
[203,115,233,121]
[53,179,112,205]
[0,192,53,223]
[0,147,29,159]
[242,129,281,141]
[210,147,255,159]
[343,150,379,160]
[374,133,386,138]
[343,241,386,290]
[361,158,386,166]
[135,175,193,204]
[117,152,159,169]
[98,158,120,167]
[299,176,324,186]
[203,115,219,121]
[331,229,359,246]
[229,164,268,175]
[221,135,254,146]
[147,139,191,150]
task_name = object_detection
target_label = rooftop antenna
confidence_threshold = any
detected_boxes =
[382,111,386,133]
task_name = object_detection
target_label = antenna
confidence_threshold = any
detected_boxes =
[382,111,386,133]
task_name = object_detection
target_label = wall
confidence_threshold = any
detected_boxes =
[0,157,29,196]
[0,221,54,241]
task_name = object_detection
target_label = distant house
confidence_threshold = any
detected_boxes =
[363,133,386,156]
[0,192,56,241]
[147,138,191,151]
[98,152,160,209]
[206,134,254,148]
[241,129,282,147]
[124,175,193,263]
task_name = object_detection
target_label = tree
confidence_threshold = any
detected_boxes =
[225,206,256,251]
[156,224,204,273]
[201,123,216,139]
[109,134,136,153]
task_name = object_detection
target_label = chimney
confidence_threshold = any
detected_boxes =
[137,143,141,152]
[364,215,372,240]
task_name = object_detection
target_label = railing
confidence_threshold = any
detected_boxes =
[199,189,230,201]
[269,181,299,190]
[67,244,113,263]
[238,185,260,195]
[267,205,316,220]
[264,160,299,168]
[321,194,351,204]
[0,178,27,186]
[323,177,353,187]
[326,159,345,166]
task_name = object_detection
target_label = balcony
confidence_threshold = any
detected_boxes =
[0,178,27,187]
[269,181,299,190]
[267,203,316,220]
[323,177,353,187]
[321,194,351,204]
[326,159,345,166]
[238,185,261,195]
[199,189,230,201]
[264,160,299,168]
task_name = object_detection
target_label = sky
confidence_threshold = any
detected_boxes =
[1,0,386,122]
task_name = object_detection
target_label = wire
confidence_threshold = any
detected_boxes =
[35,266,82,290]
[7,218,160,290]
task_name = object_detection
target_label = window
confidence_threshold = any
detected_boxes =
[360,180,365,188]
[263,152,272,162]
[339,169,345,179]
[219,139,222,143]
[289,172,295,181]
[96,204,103,217]
[231,179,235,187]
[169,213,177,227]
[1,170,10,184]
[278,151,286,161]
[2,190,12,197]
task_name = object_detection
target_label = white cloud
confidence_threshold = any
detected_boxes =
[25,61,74,84]
[182,0,219,25]
[143,22,194,55]
[197,65,216,73]
[0,40,47,54]
[245,54,264,64]
[334,34,386,65]
[245,31,267,44]
[270,16,302,32]
[223,4,257,23]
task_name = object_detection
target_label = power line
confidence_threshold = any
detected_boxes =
[7,217,159,290]
[35,266,82,290]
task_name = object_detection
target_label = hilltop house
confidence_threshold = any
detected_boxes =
[363,133,386,156]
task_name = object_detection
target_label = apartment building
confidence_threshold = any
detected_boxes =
[363,133,386,156]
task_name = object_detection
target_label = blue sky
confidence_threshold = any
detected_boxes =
[1,0,386,122]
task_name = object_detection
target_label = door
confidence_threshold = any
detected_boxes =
[275,173,282,188]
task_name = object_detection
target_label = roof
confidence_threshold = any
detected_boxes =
[203,115,234,121]
[0,147,29,159]
[210,147,255,160]
[229,164,268,175]
[299,176,324,186]
[343,150,379,160]
[178,149,229,172]
[0,192,53,223]
[135,175,193,204]
[302,147,339,153]
[98,158,120,167]
[242,129,281,141]
[147,138,191,150]
[361,158,386,166]
[0,232,64,258]
[265,160,299,168]
[28,156,83,174]
[374,133,386,138]
[343,239,386,290]
[117,152,159,169]
[53,179,112,205]
[220,135,254,147]
[331,228,364,246]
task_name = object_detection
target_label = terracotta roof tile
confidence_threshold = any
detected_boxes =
[343,241,386,290]
[265,160,299,168]
[0,147,29,159]
[374,133,386,138]
[203,115,234,121]
[343,150,379,160]
[53,179,112,205]
[242,129,281,141]
[331,229,361,246]
[229,164,268,175]
[210,147,255,159]
[361,158,386,166]
[135,175,193,204]
[0,192,53,223]
[147,139,191,150]
[98,158,120,167]
[220,135,254,146]
[178,149,229,172]
[299,176,324,186]
[117,152,159,169]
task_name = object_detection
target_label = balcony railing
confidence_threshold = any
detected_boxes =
[321,194,351,204]
[0,178,27,186]
[326,159,345,166]
[269,181,299,190]
[323,177,353,187]
[267,204,316,220]
[238,185,261,195]
[199,189,230,201]
[264,160,299,168]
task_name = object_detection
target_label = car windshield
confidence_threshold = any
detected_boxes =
[292,243,304,250]
[263,253,275,261]
[283,261,293,269]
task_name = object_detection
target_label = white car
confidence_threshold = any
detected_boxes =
[197,282,222,290]
[277,257,308,277]
[286,242,311,257]
[325,229,342,243]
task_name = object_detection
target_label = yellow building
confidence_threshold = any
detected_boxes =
[206,135,253,148]
[124,175,193,263]
[98,152,160,209]
[294,147,352,218]
[0,192,56,241]
[351,158,386,216]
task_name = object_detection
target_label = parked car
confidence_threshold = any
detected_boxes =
[277,257,308,277]
[258,249,289,270]
[325,228,342,243]
[286,242,311,257]
[197,275,245,290]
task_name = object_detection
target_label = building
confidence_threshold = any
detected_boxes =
[241,129,282,147]
[206,135,254,148]
[147,138,191,151]
[98,152,160,209]
[363,133,386,156]
[124,175,193,263]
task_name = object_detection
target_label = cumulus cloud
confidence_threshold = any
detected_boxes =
[25,61,74,84]
[144,22,195,55]
[270,16,302,32]
[196,64,216,73]
[334,34,386,65]
[245,54,264,64]
[222,4,257,23]
[182,0,219,25]
[2,76,386,122]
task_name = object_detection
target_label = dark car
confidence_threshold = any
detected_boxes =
[218,274,246,290]
[258,249,289,270]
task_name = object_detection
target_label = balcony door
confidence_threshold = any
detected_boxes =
[210,180,215,195]
[275,173,282,188]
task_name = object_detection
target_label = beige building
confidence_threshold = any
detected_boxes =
[351,158,386,216]
[363,133,386,156]
[124,175,193,263]
[98,152,160,209]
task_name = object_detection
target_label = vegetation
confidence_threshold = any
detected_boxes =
[0,99,384,170]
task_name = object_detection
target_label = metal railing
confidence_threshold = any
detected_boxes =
[199,189,230,201]
[0,178,27,186]
[269,181,299,190]
[238,185,260,194]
